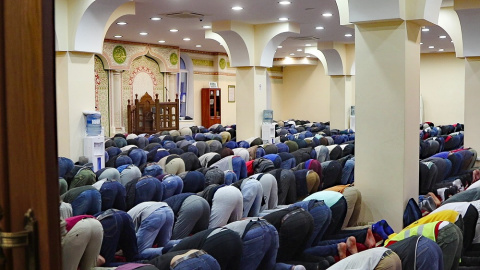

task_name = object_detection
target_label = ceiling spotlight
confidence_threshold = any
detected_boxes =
[139,32,148,36]
[114,35,122,38]
[305,44,312,47]
[322,13,333,17]
[306,55,311,57]
[429,46,434,49]
[158,40,166,43]
[345,34,352,37]
[316,26,325,30]
[170,29,178,32]
[297,49,302,52]
[150,17,161,21]
[451,40,454,43]
[439,49,444,52]
[183,37,191,41]
[290,53,295,56]
[196,45,202,48]
[278,1,291,4]
[232,6,243,10]
[422,28,430,32]
[279,17,289,21]
[277,45,283,48]
[116,22,127,25]
[439,35,447,39]
[203,25,211,29]
[420,42,423,45]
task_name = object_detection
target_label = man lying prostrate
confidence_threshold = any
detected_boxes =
[384,219,463,270]
[197,184,243,228]
[327,247,401,270]
[431,201,479,251]
[148,249,221,270]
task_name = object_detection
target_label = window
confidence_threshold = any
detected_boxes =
[176,56,193,119]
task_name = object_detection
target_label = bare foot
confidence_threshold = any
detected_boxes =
[364,228,376,248]
[346,236,358,254]
[96,255,105,266]
[428,192,441,207]
[338,242,347,260]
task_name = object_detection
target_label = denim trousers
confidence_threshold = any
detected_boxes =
[232,156,247,180]
[415,236,444,270]
[71,189,102,216]
[240,220,279,270]
[241,179,263,218]
[292,200,331,248]
[161,175,184,200]
[62,218,103,270]
[135,178,163,206]
[136,206,174,260]
[100,181,126,211]
[172,253,220,270]
[98,210,138,265]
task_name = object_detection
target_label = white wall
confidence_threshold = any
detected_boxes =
[420,53,465,125]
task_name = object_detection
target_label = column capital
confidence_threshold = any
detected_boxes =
[207,21,300,67]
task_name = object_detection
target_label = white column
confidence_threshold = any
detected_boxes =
[354,21,420,231]
[464,58,480,152]
[110,70,124,134]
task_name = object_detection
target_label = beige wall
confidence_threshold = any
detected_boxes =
[280,63,330,122]
[421,53,465,125]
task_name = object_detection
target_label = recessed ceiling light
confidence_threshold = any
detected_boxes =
[345,34,352,37]
[170,29,178,32]
[439,49,444,52]
[290,53,295,56]
[279,17,289,21]
[422,28,430,32]
[277,46,283,48]
[420,42,423,45]
[278,1,291,4]
[139,32,148,36]
[114,35,122,38]
[297,49,302,52]
[196,45,202,48]
[232,6,243,10]
[322,13,333,17]
[429,46,434,49]
[306,55,311,57]
[150,17,161,21]
[439,35,447,39]
[305,44,312,47]
[183,37,191,41]
[316,26,325,30]
[158,40,165,43]
[117,22,127,25]
[203,25,211,29]
[451,40,454,43]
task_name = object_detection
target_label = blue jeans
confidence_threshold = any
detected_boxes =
[341,159,355,185]
[162,176,184,200]
[100,181,126,211]
[58,157,74,178]
[232,156,247,180]
[71,189,102,216]
[241,179,263,218]
[135,178,163,206]
[240,220,279,270]
[98,210,138,265]
[172,253,220,270]
[136,206,174,260]
[292,200,331,247]
[416,236,444,270]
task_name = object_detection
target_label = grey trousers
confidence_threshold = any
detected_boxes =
[437,223,463,270]
[209,186,243,228]
[172,196,210,240]
[343,187,362,228]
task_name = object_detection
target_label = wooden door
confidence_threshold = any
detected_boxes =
[1,1,61,269]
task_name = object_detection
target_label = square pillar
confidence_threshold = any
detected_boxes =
[464,58,480,152]
[355,21,420,231]
[330,75,353,130]
[236,66,268,140]
[56,51,95,161]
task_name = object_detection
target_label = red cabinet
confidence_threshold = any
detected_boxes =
[201,88,221,128]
